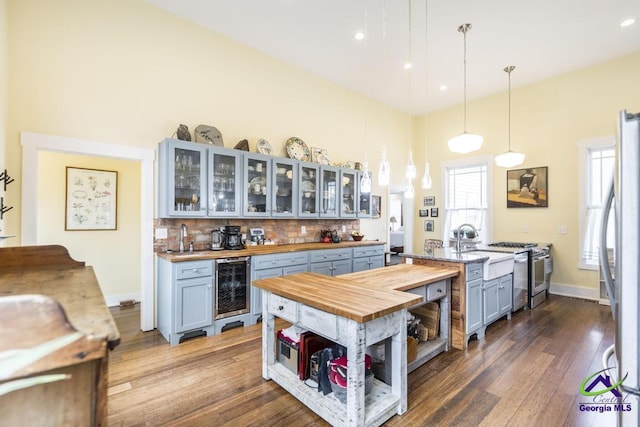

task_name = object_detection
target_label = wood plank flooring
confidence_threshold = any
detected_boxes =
[107,295,615,426]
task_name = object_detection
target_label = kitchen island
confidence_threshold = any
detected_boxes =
[252,264,457,426]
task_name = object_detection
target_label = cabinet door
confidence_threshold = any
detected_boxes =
[298,162,320,218]
[175,277,213,333]
[357,170,372,218]
[498,274,513,314]
[466,278,483,334]
[243,153,272,217]
[483,279,500,325]
[319,166,339,218]
[369,255,385,270]
[272,158,297,218]
[158,139,207,218]
[332,259,352,276]
[309,261,333,276]
[283,264,308,276]
[208,146,241,217]
[339,169,357,218]
[352,257,370,273]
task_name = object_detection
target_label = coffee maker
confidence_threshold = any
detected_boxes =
[249,228,265,245]
[223,225,243,250]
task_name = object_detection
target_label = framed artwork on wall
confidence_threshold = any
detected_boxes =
[507,166,548,208]
[430,208,439,217]
[424,220,434,232]
[371,195,381,218]
[419,209,429,217]
[423,196,435,206]
[65,167,117,230]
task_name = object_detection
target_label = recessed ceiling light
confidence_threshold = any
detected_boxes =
[404,62,412,70]
[439,85,448,91]
[354,32,365,40]
[620,18,636,27]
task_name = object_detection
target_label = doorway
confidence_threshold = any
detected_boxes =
[21,132,155,331]
[388,183,414,254]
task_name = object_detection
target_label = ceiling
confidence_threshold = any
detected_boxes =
[145,0,640,115]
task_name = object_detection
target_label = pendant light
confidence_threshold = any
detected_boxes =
[420,0,432,190]
[494,66,525,168]
[405,178,415,199]
[378,1,391,187]
[360,162,372,193]
[448,23,483,154]
[406,151,416,179]
[404,0,415,199]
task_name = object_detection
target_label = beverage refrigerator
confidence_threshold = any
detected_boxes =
[600,110,640,426]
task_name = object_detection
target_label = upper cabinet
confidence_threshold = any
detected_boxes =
[208,146,241,217]
[298,162,320,218]
[158,138,374,219]
[158,139,207,218]
[319,166,340,218]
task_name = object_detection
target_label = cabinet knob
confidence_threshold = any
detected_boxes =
[272,260,276,264]
[437,289,443,293]
[278,305,284,310]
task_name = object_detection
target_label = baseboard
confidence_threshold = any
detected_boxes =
[105,292,141,307]
[549,282,599,301]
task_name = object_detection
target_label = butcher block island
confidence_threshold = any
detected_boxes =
[253,264,458,427]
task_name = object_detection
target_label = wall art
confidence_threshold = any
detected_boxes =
[66,167,117,230]
[507,166,548,208]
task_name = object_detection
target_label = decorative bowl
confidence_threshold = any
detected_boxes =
[352,235,364,241]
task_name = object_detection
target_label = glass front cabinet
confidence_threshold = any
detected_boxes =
[158,139,207,218]
[319,165,340,218]
[339,169,357,218]
[357,170,372,218]
[272,158,297,218]
[208,146,241,217]
[243,153,272,217]
[298,162,320,218]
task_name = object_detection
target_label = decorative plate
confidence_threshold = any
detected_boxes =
[300,181,315,192]
[257,139,273,155]
[194,125,223,146]
[285,137,310,161]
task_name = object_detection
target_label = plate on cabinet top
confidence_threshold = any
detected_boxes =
[194,125,223,146]
[300,181,315,192]
[285,137,310,161]
[257,139,273,155]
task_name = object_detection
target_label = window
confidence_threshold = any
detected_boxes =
[579,138,615,269]
[443,157,491,246]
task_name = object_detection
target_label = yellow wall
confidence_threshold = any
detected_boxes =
[415,52,640,291]
[37,151,141,298]
[0,0,7,240]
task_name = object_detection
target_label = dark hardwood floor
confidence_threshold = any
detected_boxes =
[107,295,615,426]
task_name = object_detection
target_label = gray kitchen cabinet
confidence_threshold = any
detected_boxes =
[242,152,273,217]
[158,138,208,218]
[309,248,352,276]
[319,165,340,218]
[352,245,385,272]
[483,273,513,329]
[465,262,484,342]
[298,162,320,218]
[208,145,242,217]
[157,257,215,345]
[251,252,309,320]
[339,169,357,218]
[271,158,298,218]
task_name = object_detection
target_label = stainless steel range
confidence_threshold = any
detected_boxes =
[487,241,552,309]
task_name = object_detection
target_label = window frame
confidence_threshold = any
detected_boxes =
[577,136,615,270]
[441,155,493,246]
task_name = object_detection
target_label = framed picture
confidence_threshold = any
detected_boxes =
[423,196,435,206]
[430,208,439,217]
[371,195,381,218]
[65,167,117,230]
[507,166,548,208]
[419,209,429,217]
[424,220,434,232]
[311,147,331,165]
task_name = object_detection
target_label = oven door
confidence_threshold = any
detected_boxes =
[532,254,549,296]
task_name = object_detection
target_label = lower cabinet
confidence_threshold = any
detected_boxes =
[251,252,309,320]
[308,248,353,276]
[157,257,215,346]
[352,245,385,272]
[483,274,513,325]
[466,277,483,336]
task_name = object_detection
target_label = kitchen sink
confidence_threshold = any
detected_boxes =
[463,250,515,280]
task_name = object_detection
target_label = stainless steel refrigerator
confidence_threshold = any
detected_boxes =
[601,110,640,426]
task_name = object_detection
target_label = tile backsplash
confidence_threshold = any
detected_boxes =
[154,218,361,253]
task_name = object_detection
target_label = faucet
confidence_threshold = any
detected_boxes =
[179,224,187,252]
[455,223,477,252]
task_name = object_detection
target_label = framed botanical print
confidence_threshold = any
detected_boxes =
[65,167,117,230]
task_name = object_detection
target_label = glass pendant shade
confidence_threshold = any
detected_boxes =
[448,132,484,153]
[494,151,525,168]
[405,180,415,199]
[421,162,432,189]
[378,148,391,186]
[406,151,416,179]
[360,162,372,193]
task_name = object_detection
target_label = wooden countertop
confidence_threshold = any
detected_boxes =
[157,240,385,262]
[253,264,458,323]
[0,245,121,350]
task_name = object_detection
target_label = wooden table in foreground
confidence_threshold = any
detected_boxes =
[253,264,458,427]
[0,245,120,427]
